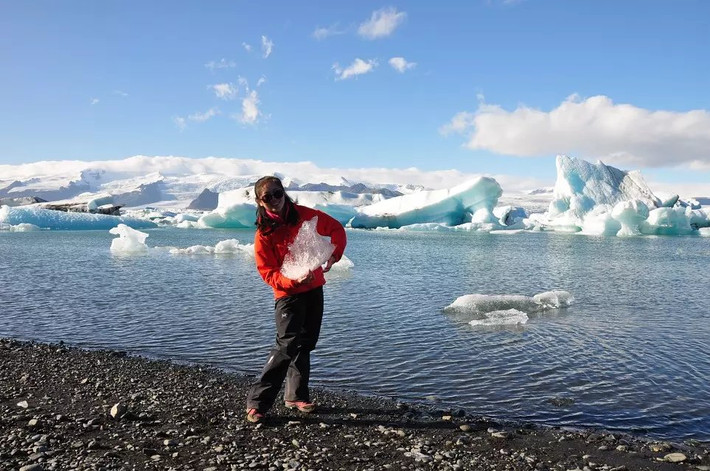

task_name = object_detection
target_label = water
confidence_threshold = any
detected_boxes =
[1,228,709,441]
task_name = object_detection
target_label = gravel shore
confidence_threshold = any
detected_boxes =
[1,338,708,471]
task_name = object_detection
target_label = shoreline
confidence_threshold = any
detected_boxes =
[1,338,708,471]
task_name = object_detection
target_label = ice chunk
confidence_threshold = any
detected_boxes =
[163,239,254,255]
[532,290,575,309]
[349,177,502,229]
[0,205,155,230]
[699,227,710,237]
[198,203,255,229]
[280,217,336,280]
[109,224,149,253]
[444,291,574,324]
[469,309,529,326]
[640,207,696,236]
[611,200,649,236]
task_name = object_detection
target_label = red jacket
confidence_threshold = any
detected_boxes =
[254,204,347,299]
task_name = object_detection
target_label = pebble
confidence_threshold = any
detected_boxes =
[664,452,687,463]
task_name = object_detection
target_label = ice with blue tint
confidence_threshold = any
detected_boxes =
[548,155,660,219]
[349,177,502,229]
[444,291,574,325]
[280,217,336,280]
[0,205,156,231]
[536,155,710,236]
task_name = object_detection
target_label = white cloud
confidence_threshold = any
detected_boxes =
[312,24,345,40]
[261,35,274,58]
[333,58,378,81]
[388,57,416,73]
[188,107,220,123]
[256,76,266,87]
[90,98,99,105]
[211,83,239,100]
[239,90,261,124]
[173,116,187,131]
[113,90,128,97]
[205,58,236,70]
[358,7,406,39]
[242,42,252,53]
[442,94,710,169]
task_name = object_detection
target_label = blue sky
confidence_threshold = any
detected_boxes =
[1,0,708,187]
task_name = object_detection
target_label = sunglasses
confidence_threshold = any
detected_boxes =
[259,188,284,203]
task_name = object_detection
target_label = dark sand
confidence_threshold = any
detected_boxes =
[1,338,708,470]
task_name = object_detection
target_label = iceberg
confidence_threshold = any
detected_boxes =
[349,177,502,229]
[0,205,156,230]
[548,155,661,219]
[165,239,254,255]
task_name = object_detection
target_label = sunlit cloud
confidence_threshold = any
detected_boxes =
[332,58,378,81]
[90,98,99,105]
[188,107,220,123]
[442,94,710,169]
[261,35,274,58]
[113,90,128,97]
[242,42,252,53]
[312,24,346,40]
[211,83,239,100]
[239,90,261,124]
[358,7,406,39]
[388,57,416,73]
[256,76,267,87]
[205,58,236,71]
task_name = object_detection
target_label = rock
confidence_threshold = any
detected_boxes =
[109,403,127,419]
[19,465,44,471]
[459,425,472,432]
[491,431,510,439]
[664,453,687,463]
[17,400,29,409]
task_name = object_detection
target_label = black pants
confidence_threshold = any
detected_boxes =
[246,286,324,412]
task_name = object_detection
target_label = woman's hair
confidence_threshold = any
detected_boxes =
[254,175,299,234]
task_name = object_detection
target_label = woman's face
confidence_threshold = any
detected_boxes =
[257,181,286,214]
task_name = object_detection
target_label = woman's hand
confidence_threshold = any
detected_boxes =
[322,255,337,273]
[296,271,314,285]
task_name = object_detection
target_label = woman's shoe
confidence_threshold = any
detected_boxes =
[246,408,264,423]
[284,400,316,413]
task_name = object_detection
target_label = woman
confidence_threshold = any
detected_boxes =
[246,176,347,423]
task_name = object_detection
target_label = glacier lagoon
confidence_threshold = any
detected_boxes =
[1,227,709,442]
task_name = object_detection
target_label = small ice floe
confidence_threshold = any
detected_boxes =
[4,223,41,232]
[166,239,254,256]
[281,217,335,280]
[109,224,149,253]
[444,290,574,326]
[468,309,529,326]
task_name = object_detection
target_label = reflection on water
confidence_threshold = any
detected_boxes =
[1,228,709,441]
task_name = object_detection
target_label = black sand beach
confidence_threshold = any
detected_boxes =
[1,338,708,471]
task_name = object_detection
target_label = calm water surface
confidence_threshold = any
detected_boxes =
[1,228,709,441]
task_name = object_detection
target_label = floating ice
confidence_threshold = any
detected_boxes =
[611,200,649,236]
[548,155,660,219]
[280,217,336,280]
[444,291,574,324]
[349,177,502,229]
[109,224,149,253]
[0,222,42,232]
[162,239,254,255]
[0,205,156,231]
[469,309,529,326]
[640,207,697,236]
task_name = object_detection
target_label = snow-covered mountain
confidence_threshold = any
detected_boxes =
[1,155,709,236]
